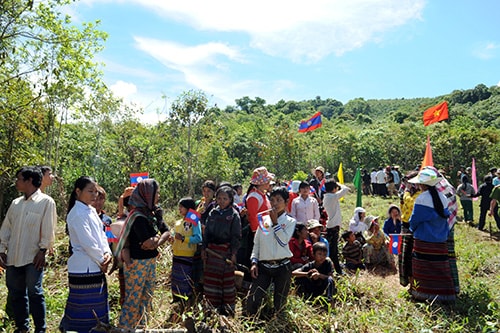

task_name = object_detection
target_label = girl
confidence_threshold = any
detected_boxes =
[289,224,313,270]
[383,204,402,236]
[59,176,112,332]
[117,179,170,329]
[171,197,202,309]
[202,186,241,315]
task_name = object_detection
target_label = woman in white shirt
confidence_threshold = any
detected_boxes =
[59,176,112,332]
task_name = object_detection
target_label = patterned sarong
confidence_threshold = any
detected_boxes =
[447,229,460,294]
[411,239,456,302]
[203,244,236,311]
[59,271,109,332]
[398,233,413,286]
[171,255,194,300]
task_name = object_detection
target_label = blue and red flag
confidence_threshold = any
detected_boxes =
[185,208,201,227]
[389,234,402,255]
[105,226,118,243]
[298,112,322,133]
[130,172,149,186]
[258,213,270,235]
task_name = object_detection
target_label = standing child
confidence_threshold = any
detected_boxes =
[246,186,296,317]
[171,198,202,310]
[341,231,365,272]
[292,242,336,302]
[290,181,321,224]
[202,186,241,315]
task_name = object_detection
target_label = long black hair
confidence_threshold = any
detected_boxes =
[428,186,447,219]
[67,176,96,215]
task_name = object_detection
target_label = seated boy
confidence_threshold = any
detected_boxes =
[341,230,365,272]
[292,242,336,302]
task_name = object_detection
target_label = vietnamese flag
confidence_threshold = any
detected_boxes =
[298,112,322,133]
[422,101,449,126]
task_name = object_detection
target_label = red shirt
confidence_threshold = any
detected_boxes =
[246,189,271,232]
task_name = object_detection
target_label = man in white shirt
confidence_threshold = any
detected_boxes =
[290,181,320,224]
[0,166,57,333]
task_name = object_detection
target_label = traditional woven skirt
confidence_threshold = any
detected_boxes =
[411,239,456,302]
[59,271,109,332]
[447,229,460,294]
[203,244,235,310]
[398,233,413,286]
[171,255,194,299]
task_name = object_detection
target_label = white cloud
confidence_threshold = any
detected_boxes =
[472,42,499,60]
[130,0,425,63]
[110,80,137,98]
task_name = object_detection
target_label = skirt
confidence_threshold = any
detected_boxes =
[59,271,109,333]
[398,233,413,286]
[411,239,456,302]
[171,255,194,299]
[203,244,236,310]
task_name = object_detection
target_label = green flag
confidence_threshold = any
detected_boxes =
[353,167,362,207]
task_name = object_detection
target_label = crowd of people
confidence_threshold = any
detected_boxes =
[0,163,499,331]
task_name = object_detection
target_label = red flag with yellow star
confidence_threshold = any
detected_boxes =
[422,101,449,126]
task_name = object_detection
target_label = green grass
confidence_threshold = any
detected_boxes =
[1,195,499,332]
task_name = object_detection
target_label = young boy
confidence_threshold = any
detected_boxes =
[290,181,320,224]
[292,242,336,302]
[341,230,365,272]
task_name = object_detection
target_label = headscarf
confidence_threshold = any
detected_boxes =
[129,179,159,213]
[350,207,366,225]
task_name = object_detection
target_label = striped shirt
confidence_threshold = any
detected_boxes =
[0,190,56,267]
[251,213,296,263]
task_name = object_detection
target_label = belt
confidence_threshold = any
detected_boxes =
[260,258,290,266]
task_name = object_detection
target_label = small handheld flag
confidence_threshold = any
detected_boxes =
[258,213,270,235]
[298,112,322,133]
[105,225,119,243]
[389,234,402,255]
[130,172,149,186]
[185,209,201,227]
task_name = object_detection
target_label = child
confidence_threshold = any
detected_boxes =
[307,219,330,257]
[171,197,202,309]
[292,242,336,302]
[323,179,350,274]
[341,230,365,271]
[246,186,296,317]
[290,181,321,224]
[202,186,242,315]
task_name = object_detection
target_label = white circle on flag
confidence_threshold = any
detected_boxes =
[189,213,196,219]
[307,120,312,125]
[137,176,144,182]
[392,241,398,249]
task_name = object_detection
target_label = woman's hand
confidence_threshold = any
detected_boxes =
[250,263,259,279]
[100,253,112,273]
[141,236,159,250]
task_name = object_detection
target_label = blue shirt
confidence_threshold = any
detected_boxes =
[383,218,402,236]
[409,191,450,243]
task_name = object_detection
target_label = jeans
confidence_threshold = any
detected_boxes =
[6,264,46,332]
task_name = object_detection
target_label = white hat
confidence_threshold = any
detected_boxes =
[408,167,443,186]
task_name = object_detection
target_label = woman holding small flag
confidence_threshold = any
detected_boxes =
[170,197,202,311]
[117,179,171,329]
[408,167,456,302]
[202,185,241,315]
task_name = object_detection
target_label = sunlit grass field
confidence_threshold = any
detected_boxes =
[1,194,499,332]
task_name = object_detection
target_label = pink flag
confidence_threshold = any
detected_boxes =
[471,158,478,201]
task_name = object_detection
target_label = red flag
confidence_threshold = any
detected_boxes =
[421,135,433,168]
[185,209,201,226]
[423,101,449,126]
[298,112,322,133]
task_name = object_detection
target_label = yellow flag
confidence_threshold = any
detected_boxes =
[337,162,344,202]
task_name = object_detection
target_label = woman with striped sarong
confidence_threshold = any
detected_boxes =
[59,176,113,332]
[202,186,241,315]
[407,167,456,302]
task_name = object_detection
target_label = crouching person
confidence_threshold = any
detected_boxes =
[292,242,336,303]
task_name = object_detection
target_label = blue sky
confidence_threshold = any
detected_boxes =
[68,0,500,123]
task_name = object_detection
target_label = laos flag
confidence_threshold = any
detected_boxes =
[185,209,201,227]
[389,234,401,255]
[130,172,149,186]
[298,112,322,133]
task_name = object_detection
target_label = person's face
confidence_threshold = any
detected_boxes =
[154,190,160,205]
[216,191,231,210]
[236,187,243,196]
[359,212,366,221]
[270,194,287,214]
[310,226,322,236]
[348,233,356,243]
[300,227,309,239]
[315,170,324,179]
[390,208,400,219]
[76,182,98,206]
[178,205,188,217]
[313,250,327,265]
[15,173,30,193]
[202,186,214,200]
[299,187,310,197]
[42,170,54,186]
[92,193,105,212]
